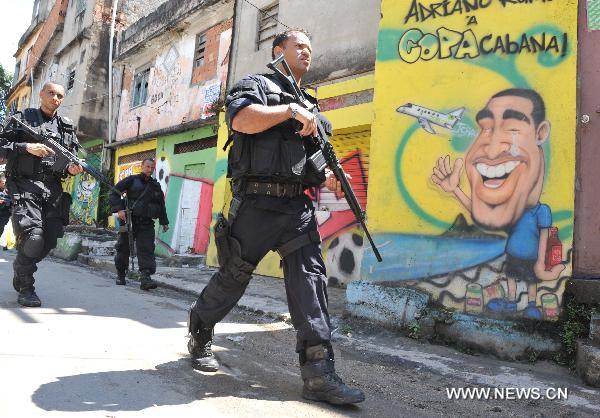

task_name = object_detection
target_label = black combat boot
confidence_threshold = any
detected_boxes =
[139,272,158,290]
[300,343,365,405]
[17,287,42,308]
[188,307,219,372]
[116,271,127,286]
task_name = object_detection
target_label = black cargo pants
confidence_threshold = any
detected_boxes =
[114,218,157,275]
[192,195,332,352]
[11,196,65,288]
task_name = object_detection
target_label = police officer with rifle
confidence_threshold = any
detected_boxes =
[109,158,169,290]
[187,29,381,405]
[0,82,84,307]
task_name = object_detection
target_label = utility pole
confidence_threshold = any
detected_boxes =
[102,0,119,172]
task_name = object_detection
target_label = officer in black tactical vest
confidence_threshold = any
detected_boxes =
[110,158,169,290]
[186,29,365,405]
[0,82,84,307]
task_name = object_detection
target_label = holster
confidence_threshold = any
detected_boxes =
[215,213,232,267]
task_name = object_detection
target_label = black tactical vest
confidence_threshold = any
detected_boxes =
[227,73,328,186]
[6,108,77,180]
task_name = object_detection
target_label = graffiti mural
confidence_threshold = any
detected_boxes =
[69,152,101,226]
[363,0,577,320]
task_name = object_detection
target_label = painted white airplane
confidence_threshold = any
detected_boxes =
[396,103,465,134]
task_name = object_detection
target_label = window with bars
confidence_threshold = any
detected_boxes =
[174,136,218,154]
[117,150,155,165]
[256,2,279,51]
[194,33,207,67]
[67,69,76,91]
[131,68,150,108]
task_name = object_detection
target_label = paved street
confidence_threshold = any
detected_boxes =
[1,250,600,417]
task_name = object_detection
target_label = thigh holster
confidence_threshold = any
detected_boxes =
[215,212,256,284]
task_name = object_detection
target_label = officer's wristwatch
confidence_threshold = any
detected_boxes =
[289,103,298,120]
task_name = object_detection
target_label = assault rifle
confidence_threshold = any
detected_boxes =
[8,116,137,274]
[267,55,383,262]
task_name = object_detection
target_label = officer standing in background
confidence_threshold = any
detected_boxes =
[110,158,169,290]
[0,174,11,249]
[186,29,365,405]
[0,82,83,307]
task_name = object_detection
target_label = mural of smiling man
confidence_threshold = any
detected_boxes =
[431,89,565,319]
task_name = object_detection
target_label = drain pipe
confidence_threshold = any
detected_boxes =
[103,0,119,171]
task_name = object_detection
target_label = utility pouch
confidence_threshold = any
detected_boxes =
[147,203,161,219]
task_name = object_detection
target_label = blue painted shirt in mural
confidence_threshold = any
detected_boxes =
[505,203,552,260]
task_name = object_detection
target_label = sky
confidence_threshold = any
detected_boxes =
[0,0,35,73]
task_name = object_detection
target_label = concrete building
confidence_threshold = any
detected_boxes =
[109,0,234,256]
[5,0,56,115]
[206,0,382,281]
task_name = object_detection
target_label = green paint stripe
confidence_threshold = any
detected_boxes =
[395,123,450,230]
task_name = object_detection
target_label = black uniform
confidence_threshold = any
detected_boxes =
[187,71,364,404]
[0,108,78,306]
[190,72,331,350]
[109,173,168,281]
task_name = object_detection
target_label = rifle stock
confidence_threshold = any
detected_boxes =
[267,56,383,262]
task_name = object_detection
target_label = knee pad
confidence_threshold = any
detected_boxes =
[22,228,44,258]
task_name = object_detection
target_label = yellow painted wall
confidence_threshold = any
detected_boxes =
[362,0,578,321]
[113,140,157,182]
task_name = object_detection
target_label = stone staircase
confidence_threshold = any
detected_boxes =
[51,225,206,272]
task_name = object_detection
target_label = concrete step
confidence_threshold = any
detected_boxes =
[164,253,206,267]
[81,237,117,256]
[77,253,118,273]
[590,313,600,345]
[577,339,600,387]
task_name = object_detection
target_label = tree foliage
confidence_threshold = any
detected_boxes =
[0,64,13,121]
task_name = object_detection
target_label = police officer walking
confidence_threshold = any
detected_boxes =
[0,174,12,249]
[110,158,169,290]
[186,29,365,405]
[0,82,83,307]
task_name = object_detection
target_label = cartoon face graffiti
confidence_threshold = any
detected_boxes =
[465,90,550,230]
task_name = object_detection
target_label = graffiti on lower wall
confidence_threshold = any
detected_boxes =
[69,153,101,226]
[363,0,577,320]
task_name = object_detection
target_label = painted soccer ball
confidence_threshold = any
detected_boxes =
[155,156,170,195]
[325,229,365,288]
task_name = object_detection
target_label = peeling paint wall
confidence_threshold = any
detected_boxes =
[362,0,578,322]
[115,16,232,141]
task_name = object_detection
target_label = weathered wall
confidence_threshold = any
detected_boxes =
[229,0,381,87]
[115,15,232,141]
[362,0,578,321]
